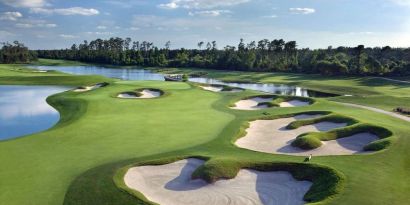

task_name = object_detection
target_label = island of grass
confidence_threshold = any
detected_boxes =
[232,94,314,110]
[117,88,164,99]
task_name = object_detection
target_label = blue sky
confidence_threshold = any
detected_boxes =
[1,0,410,49]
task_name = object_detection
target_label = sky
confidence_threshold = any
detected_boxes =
[1,0,410,49]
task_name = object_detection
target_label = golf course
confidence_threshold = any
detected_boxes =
[0,59,409,205]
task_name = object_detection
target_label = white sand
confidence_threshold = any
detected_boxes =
[235,115,379,156]
[232,97,273,110]
[73,84,103,92]
[32,70,48,73]
[124,159,312,205]
[200,85,243,93]
[117,89,161,99]
[200,85,223,92]
[279,100,310,107]
[233,98,309,110]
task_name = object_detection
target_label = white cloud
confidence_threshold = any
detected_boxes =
[346,31,375,35]
[158,1,179,9]
[188,10,231,17]
[30,7,99,16]
[59,34,78,39]
[0,11,22,21]
[131,14,241,32]
[16,23,56,28]
[97,25,107,30]
[289,8,316,15]
[158,0,250,9]
[85,31,113,35]
[129,27,140,31]
[261,15,278,18]
[0,0,47,8]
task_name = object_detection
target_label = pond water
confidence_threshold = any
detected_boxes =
[0,85,68,140]
[32,65,337,97]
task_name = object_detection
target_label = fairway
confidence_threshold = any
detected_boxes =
[0,70,234,204]
[0,63,409,205]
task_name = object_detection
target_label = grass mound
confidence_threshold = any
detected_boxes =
[291,123,393,150]
[286,114,358,130]
[191,158,243,183]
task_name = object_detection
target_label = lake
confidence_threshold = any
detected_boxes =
[0,85,68,140]
[32,65,337,97]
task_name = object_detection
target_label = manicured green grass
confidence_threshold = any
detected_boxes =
[1,61,409,205]
[65,91,409,205]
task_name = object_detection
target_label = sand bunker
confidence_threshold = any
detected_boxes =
[124,158,312,205]
[117,89,161,99]
[233,97,273,110]
[233,97,309,110]
[73,83,106,92]
[235,115,379,156]
[32,70,48,73]
[279,100,310,107]
[200,85,243,93]
[200,85,223,92]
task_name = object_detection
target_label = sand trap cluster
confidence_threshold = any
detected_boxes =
[200,85,243,93]
[73,83,107,92]
[117,89,162,99]
[124,158,312,205]
[235,114,379,156]
[232,97,310,110]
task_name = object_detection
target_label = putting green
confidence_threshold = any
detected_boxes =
[0,62,409,205]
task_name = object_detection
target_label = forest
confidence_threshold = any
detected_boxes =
[28,37,410,76]
[0,41,37,64]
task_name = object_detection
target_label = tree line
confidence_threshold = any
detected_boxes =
[0,41,37,64]
[35,37,410,76]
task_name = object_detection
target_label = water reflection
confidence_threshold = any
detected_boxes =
[31,65,337,97]
[0,85,68,140]
[33,65,164,81]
